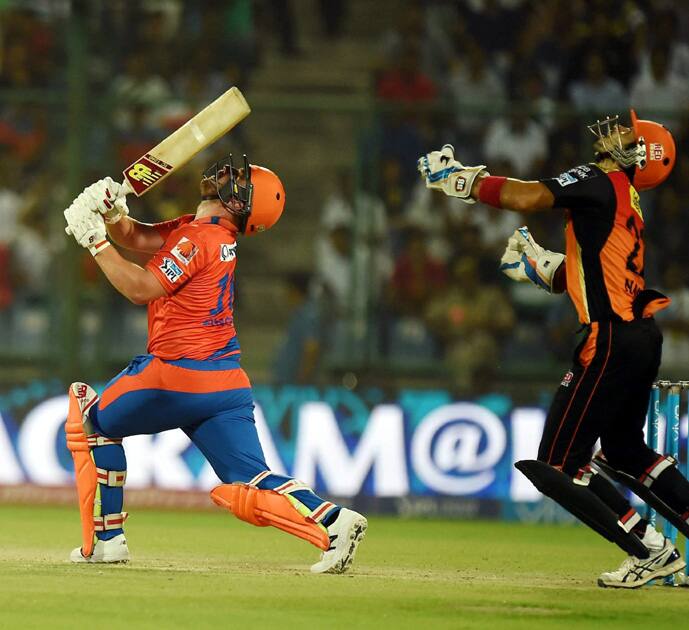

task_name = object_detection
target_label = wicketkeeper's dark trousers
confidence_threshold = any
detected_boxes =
[538,318,662,478]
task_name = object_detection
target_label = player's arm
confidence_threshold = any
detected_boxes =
[471,177,554,213]
[64,187,166,305]
[417,144,554,212]
[92,246,166,304]
[105,216,165,254]
[82,176,165,253]
[419,146,614,215]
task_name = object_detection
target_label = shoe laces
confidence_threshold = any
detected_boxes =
[611,555,637,577]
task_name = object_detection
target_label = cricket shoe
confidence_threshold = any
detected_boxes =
[70,534,130,564]
[597,525,684,588]
[310,508,367,574]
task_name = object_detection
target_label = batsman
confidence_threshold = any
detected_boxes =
[62,156,367,573]
[418,110,689,588]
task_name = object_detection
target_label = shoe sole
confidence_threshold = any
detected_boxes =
[71,559,129,564]
[325,517,368,575]
[597,557,686,589]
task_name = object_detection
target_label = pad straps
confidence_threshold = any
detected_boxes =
[248,472,336,524]
[94,512,128,532]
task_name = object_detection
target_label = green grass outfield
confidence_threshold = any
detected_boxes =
[1,505,687,629]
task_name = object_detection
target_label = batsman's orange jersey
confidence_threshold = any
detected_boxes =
[145,214,241,360]
[542,164,669,324]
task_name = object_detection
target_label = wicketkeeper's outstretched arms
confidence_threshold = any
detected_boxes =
[417,144,555,212]
[64,180,166,305]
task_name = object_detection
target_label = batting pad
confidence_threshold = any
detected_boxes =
[516,460,649,558]
[211,483,330,550]
[593,455,689,539]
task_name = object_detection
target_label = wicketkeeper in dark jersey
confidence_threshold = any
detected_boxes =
[418,110,689,588]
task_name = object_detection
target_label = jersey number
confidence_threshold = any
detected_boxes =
[210,273,235,315]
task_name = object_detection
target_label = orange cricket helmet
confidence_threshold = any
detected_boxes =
[629,109,676,192]
[244,165,285,235]
[202,155,285,234]
[588,110,676,191]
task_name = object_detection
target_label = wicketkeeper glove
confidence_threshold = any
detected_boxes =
[499,226,565,293]
[64,195,110,256]
[417,144,488,204]
[84,177,129,224]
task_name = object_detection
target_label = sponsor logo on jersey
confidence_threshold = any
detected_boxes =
[629,186,643,220]
[171,237,198,265]
[555,164,597,187]
[649,143,664,161]
[556,172,577,186]
[160,257,183,283]
[220,243,237,262]
[561,370,574,387]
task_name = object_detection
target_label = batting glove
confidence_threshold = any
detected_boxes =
[499,226,565,293]
[417,144,488,203]
[64,197,110,256]
[84,177,129,224]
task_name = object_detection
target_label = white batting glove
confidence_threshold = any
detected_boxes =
[499,226,565,293]
[417,144,488,204]
[84,177,129,224]
[64,197,110,256]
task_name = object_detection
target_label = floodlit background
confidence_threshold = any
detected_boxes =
[0,0,688,513]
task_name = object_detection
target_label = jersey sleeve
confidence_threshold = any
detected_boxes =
[541,164,615,211]
[152,214,195,242]
[146,226,205,295]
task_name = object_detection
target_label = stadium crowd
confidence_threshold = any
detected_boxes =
[1,0,688,390]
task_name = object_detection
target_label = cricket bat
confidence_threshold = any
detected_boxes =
[120,86,251,197]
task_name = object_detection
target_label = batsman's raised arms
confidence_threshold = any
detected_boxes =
[121,86,251,197]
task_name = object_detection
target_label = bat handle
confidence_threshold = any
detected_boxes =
[120,179,134,196]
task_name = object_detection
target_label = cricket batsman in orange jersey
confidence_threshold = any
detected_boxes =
[62,155,367,573]
[418,110,689,588]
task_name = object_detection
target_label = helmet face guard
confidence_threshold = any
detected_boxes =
[587,114,644,169]
[202,154,254,233]
[587,110,675,191]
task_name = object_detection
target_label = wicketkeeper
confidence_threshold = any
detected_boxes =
[418,110,689,588]
[62,156,367,573]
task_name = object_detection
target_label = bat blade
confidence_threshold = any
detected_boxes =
[122,86,250,196]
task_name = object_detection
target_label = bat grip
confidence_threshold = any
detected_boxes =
[120,179,134,196]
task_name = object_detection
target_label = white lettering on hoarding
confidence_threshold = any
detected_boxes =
[0,394,564,502]
[509,408,545,501]
[254,403,287,475]
[125,431,195,489]
[18,396,71,486]
[293,403,408,497]
[411,403,506,494]
[0,411,24,484]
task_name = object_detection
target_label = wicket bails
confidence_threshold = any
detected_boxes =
[646,380,689,586]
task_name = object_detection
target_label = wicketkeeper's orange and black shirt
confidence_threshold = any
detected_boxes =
[541,164,668,325]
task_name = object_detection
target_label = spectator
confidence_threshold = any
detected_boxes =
[630,45,689,129]
[111,51,173,129]
[655,263,689,371]
[272,273,323,385]
[314,204,354,314]
[376,44,438,103]
[483,109,548,178]
[448,45,506,138]
[639,6,689,84]
[318,0,347,39]
[568,51,628,115]
[389,227,447,317]
[425,255,515,395]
